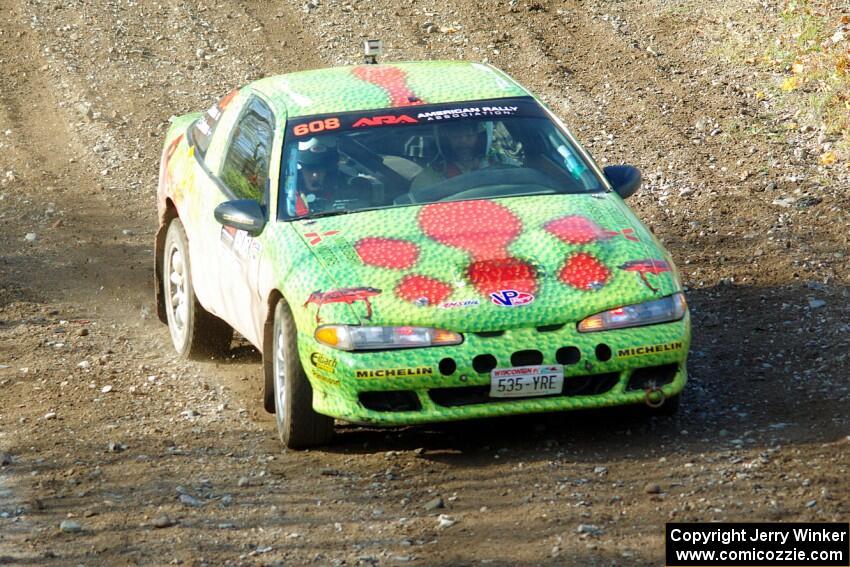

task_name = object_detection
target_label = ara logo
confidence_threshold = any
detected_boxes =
[489,290,534,307]
[352,115,418,128]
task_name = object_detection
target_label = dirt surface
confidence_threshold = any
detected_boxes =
[1,0,848,565]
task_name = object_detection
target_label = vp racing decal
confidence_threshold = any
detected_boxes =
[490,290,534,307]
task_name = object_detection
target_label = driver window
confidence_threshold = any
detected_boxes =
[220,97,275,202]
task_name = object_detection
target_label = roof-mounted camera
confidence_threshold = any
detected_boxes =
[363,39,383,64]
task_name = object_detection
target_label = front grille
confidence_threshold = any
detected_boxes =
[562,372,619,396]
[626,364,678,391]
[429,372,621,408]
[359,391,421,412]
[429,385,491,407]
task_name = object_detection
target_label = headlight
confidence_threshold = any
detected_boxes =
[315,325,463,351]
[577,293,687,333]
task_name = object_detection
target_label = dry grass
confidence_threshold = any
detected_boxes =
[704,0,849,165]
[760,1,850,163]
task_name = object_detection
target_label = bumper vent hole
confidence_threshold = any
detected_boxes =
[536,323,565,333]
[562,372,620,396]
[439,358,457,376]
[472,354,498,374]
[359,391,421,412]
[511,349,543,366]
[627,363,678,391]
[430,386,489,407]
[556,346,581,365]
[595,344,612,362]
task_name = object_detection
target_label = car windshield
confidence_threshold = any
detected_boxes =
[278,97,604,220]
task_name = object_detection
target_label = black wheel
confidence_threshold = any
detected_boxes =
[162,218,233,359]
[270,300,334,448]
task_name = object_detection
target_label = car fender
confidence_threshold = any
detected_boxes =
[154,116,198,324]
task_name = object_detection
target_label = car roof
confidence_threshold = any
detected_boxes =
[249,60,531,118]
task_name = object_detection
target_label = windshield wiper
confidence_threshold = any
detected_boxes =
[302,206,386,220]
[302,209,356,220]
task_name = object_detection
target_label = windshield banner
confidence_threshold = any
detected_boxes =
[287,97,544,138]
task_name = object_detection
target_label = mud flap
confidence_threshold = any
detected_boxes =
[154,221,169,324]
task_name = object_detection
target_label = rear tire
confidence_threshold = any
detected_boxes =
[162,218,233,359]
[270,300,334,448]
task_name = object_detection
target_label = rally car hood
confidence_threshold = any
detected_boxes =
[292,194,681,333]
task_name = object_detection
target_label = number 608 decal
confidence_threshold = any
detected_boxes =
[293,118,340,136]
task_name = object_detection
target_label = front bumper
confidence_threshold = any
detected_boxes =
[299,315,690,425]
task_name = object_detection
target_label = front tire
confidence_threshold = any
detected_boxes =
[162,218,232,359]
[271,301,334,448]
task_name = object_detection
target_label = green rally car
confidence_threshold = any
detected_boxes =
[155,59,691,448]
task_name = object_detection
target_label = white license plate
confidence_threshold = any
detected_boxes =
[489,365,564,398]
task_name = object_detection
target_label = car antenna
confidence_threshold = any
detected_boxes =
[363,39,383,64]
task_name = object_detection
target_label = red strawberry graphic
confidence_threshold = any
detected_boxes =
[559,253,610,291]
[394,274,453,305]
[355,237,420,270]
[468,258,537,296]
[352,66,425,107]
[418,201,534,298]
[544,215,606,244]
[419,201,522,258]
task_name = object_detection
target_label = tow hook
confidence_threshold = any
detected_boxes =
[644,385,665,408]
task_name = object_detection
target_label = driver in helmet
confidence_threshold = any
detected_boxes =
[411,121,495,192]
[293,137,372,216]
[298,138,341,199]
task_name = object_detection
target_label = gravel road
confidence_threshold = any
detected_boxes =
[1,0,848,564]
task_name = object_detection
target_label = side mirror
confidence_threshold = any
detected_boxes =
[214,199,266,235]
[603,165,641,199]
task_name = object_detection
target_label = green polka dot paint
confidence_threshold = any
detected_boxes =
[252,61,526,117]
[159,61,691,426]
[275,194,691,424]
